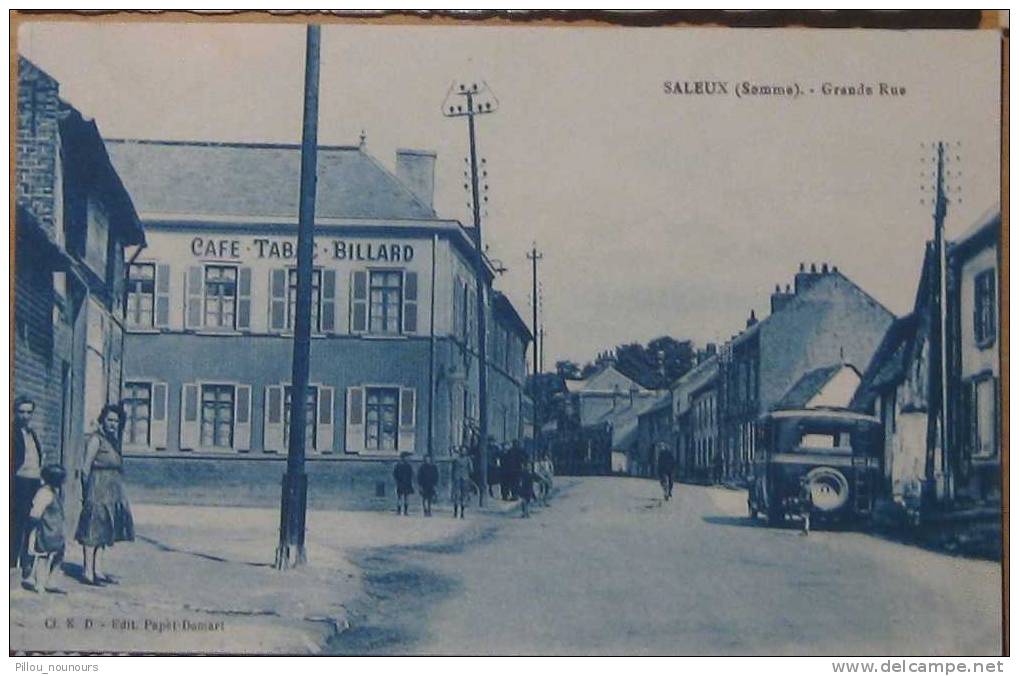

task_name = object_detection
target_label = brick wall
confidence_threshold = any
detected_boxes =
[13,234,62,464]
[16,58,61,241]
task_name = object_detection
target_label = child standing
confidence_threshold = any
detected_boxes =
[393,452,414,516]
[25,464,66,593]
[417,456,439,517]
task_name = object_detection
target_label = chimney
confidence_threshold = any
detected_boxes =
[395,149,436,210]
[770,283,794,314]
[746,309,758,328]
[794,262,823,295]
[705,342,717,357]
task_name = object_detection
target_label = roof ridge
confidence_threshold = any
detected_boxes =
[104,138,361,151]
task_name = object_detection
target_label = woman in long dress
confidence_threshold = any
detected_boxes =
[75,404,134,585]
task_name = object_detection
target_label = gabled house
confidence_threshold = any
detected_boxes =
[15,56,145,533]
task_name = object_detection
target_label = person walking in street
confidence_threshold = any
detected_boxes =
[24,464,66,594]
[12,396,45,575]
[535,452,555,506]
[656,444,676,501]
[518,459,536,518]
[503,439,525,501]
[75,404,134,586]
[417,455,439,517]
[450,446,473,519]
[393,452,414,515]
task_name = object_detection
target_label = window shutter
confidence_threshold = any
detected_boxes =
[155,264,171,328]
[316,386,335,453]
[236,267,252,330]
[321,269,337,333]
[180,383,200,450]
[263,385,284,452]
[403,271,418,334]
[234,384,252,451]
[399,387,416,453]
[345,386,365,453]
[269,269,288,332]
[150,382,168,449]
[185,267,203,329]
[452,278,462,337]
[350,270,368,333]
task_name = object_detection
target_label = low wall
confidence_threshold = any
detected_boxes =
[123,456,455,512]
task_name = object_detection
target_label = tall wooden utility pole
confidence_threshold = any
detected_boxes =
[527,244,543,380]
[444,82,498,506]
[921,140,961,503]
[276,24,321,569]
[527,243,543,437]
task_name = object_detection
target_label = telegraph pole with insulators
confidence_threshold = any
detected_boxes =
[443,81,498,506]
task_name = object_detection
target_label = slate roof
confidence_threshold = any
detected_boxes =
[104,139,436,221]
[775,363,853,410]
[849,314,920,412]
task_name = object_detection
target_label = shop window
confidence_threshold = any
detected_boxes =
[974,269,996,348]
[123,382,152,447]
[345,386,415,454]
[200,384,235,449]
[284,385,318,451]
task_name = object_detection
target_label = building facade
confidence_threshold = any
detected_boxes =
[671,355,718,483]
[104,139,530,507]
[853,210,1001,516]
[717,264,895,481]
[949,212,1001,505]
[15,57,145,530]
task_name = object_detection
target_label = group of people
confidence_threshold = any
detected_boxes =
[12,397,135,593]
[391,437,556,520]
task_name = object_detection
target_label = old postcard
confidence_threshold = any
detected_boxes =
[10,12,1005,657]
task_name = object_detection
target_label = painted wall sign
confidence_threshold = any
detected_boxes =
[189,237,415,263]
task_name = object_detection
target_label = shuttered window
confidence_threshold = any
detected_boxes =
[126,264,156,328]
[123,381,152,446]
[974,269,996,347]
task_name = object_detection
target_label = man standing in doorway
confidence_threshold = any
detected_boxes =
[12,397,44,573]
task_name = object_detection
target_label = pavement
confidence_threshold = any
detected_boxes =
[329,477,1003,656]
[10,497,505,654]
[10,478,1003,655]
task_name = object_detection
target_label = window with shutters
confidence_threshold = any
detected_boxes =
[126,264,156,328]
[974,269,996,348]
[369,271,403,335]
[123,381,152,446]
[284,385,318,451]
[365,387,400,451]
[286,268,323,332]
[200,384,235,449]
[203,266,238,329]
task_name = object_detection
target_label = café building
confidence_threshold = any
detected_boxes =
[105,139,531,506]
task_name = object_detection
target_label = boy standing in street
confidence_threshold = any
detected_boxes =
[417,455,439,517]
[393,452,414,516]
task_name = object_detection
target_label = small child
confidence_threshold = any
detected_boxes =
[25,464,66,593]
[393,452,414,516]
[417,456,439,517]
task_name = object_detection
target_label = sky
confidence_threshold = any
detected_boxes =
[17,20,1002,366]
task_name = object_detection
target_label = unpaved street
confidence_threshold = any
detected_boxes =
[331,477,1002,656]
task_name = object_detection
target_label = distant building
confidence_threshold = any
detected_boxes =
[102,137,530,508]
[635,392,673,477]
[717,264,895,481]
[549,362,660,475]
[671,354,718,482]
[14,57,145,530]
